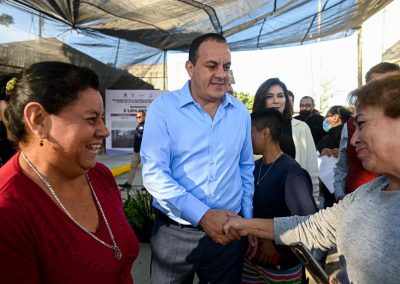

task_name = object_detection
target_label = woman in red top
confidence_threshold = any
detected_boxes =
[0,61,138,283]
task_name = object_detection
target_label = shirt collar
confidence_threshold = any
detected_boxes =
[178,80,235,109]
[178,81,193,108]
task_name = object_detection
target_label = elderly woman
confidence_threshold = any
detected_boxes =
[0,61,138,283]
[225,74,400,284]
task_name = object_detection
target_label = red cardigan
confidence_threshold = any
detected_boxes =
[345,118,379,193]
[0,153,138,283]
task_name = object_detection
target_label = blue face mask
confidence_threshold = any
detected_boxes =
[322,119,331,132]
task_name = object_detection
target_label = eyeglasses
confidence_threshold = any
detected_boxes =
[136,116,142,119]
[300,104,313,107]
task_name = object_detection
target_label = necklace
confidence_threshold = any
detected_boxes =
[257,152,283,186]
[21,152,122,260]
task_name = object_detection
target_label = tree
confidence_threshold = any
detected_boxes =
[233,91,254,111]
[0,13,14,27]
[319,80,339,114]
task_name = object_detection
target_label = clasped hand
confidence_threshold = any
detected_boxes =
[199,209,245,245]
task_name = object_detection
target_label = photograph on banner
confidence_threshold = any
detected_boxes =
[105,89,165,155]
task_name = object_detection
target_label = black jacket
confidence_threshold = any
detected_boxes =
[294,112,325,146]
[133,123,144,153]
[316,124,344,153]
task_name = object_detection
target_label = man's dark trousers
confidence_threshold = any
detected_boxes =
[150,217,245,284]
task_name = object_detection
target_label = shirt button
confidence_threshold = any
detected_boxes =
[210,160,214,164]
[210,177,214,181]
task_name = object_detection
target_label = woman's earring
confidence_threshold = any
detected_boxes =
[39,139,44,147]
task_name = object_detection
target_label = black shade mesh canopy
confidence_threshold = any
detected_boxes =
[0,0,393,89]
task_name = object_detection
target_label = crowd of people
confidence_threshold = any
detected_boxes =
[0,32,399,284]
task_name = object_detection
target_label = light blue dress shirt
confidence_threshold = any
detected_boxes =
[141,81,254,226]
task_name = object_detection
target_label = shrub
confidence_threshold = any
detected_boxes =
[123,189,155,242]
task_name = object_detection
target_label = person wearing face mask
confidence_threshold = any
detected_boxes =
[294,96,325,146]
[224,74,400,284]
[317,106,351,209]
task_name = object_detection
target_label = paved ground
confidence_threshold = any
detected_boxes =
[97,153,340,284]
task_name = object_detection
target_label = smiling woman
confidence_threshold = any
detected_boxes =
[0,61,139,283]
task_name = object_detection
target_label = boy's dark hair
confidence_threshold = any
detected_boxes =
[251,108,283,142]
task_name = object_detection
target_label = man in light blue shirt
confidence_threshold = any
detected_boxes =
[141,33,254,283]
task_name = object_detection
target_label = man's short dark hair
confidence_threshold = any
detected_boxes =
[300,96,315,106]
[188,33,227,65]
[251,108,283,142]
[365,62,400,83]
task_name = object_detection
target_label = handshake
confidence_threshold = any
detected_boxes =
[199,209,251,245]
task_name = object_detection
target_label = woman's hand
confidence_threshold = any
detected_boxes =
[253,239,280,266]
[246,235,258,259]
[223,216,249,236]
[224,217,275,240]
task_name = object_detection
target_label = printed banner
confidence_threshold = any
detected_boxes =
[105,89,165,155]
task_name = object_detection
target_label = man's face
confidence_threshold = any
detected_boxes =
[299,98,314,112]
[185,40,231,105]
[136,112,145,124]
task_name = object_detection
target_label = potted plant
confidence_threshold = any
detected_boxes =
[123,188,155,242]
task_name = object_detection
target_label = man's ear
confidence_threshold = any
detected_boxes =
[185,61,194,78]
[24,102,49,139]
